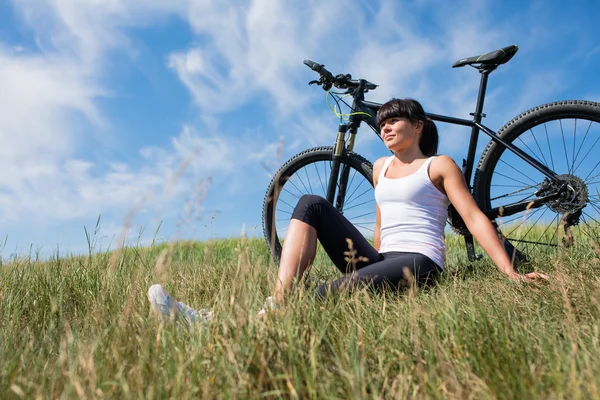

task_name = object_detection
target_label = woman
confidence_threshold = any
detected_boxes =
[148,98,547,323]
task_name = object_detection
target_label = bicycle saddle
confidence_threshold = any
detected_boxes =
[452,45,519,68]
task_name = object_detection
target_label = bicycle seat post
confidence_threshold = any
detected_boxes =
[464,67,495,187]
[462,67,496,263]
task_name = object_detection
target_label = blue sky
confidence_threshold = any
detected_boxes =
[1,0,599,258]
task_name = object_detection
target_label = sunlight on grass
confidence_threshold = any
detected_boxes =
[1,231,599,398]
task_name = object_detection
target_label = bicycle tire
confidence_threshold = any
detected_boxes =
[263,146,374,263]
[474,100,600,258]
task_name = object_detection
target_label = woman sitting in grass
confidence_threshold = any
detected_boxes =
[148,98,547,324]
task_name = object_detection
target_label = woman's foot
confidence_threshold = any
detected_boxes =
[257,296,280,318]
[147,284,213,327]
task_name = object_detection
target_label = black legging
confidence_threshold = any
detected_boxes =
[291,195,442,298]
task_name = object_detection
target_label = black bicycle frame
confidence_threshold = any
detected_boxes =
[329,70,564,222]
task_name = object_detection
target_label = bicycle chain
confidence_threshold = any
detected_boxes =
[489,183,540,202]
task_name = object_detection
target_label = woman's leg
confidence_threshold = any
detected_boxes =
[147,284,214,327]
[274,194,381,302]
[274,219,317,302]
[314,252,441,299]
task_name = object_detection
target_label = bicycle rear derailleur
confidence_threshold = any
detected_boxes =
[535,174,589,246]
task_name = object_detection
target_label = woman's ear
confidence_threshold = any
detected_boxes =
[415,120,424,134]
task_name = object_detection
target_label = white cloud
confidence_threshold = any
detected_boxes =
[0,48,101,221]
[2,0,595,256]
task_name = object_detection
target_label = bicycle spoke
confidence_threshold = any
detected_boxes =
[587,202,600,218]
[490,182,540,204]
[570,119,577,174]
[343,198,375,212]
[299,166,313,194]
[345,167,359,194]
[584,170,600,184]
[572,120,592,173]
[492,170,536,188]
[530,127,551,167]
[578,215,600,242]
[505,237,558,246]
[503,207,544,238]
[275,209,293,216]
[304,166,314,193]
[544,123,556,171]
[491,183,538,188]
[518,134,547,167]
[349,211,377,220]
[288,174,310,196]
[353,223,375,231]
[531,213,560,247]
[291,173,310,195]
[282,186,302,201]
[277,196,297,211]
[583,159,600,182]
[498,159,539,185]
[508,212,558,248]
[582,209,600,226]
[514,207,550,242]
[321,161,328,197]
[344,173,368,205]
[499,213,533,226]
[573,133,600,176]
[560,119,571,174]
[345,186,374,208]
[314,162,327,196]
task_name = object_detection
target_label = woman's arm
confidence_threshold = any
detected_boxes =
[374,204,381,251]
[372,157,386,252]
[434,156,547,281]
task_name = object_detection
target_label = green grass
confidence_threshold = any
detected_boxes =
[1,234,600,399]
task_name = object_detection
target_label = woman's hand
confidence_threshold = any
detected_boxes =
[508,271,550,282]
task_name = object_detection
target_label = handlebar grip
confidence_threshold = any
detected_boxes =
[303,60,322,71]
[303,59,334,80]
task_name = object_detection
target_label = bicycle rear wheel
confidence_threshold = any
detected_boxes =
[474,100,600,258]
[263,146,375,263]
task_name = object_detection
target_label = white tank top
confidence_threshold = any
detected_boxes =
[374,156,450,268]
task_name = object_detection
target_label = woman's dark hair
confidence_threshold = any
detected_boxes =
[376,98,438,156]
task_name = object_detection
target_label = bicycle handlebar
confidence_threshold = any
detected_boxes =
[303,60,334,80]
[303,59,377,91]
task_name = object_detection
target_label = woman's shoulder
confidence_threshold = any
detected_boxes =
[430,154,457,168]
[373,156,390,185]
[374,156,390,168]
[430,155,462,180]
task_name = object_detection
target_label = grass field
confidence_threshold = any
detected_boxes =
[1,232,600,399]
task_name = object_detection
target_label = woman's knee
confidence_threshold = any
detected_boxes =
[292,195,329,226]
[296,194,328,209]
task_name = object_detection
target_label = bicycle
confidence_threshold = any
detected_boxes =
[262,45,600,264]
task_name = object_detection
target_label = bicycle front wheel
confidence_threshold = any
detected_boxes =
[262,146,375,263]
[474,100,600,258]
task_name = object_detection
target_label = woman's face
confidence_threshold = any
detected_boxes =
[379,117,423,152]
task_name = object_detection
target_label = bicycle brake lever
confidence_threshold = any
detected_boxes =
[308,80,320,86]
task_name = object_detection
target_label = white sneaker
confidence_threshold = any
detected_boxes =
[147,284,213,327]
[257,296,280,317]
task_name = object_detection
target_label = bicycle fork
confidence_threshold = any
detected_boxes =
[326,124,357,211]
